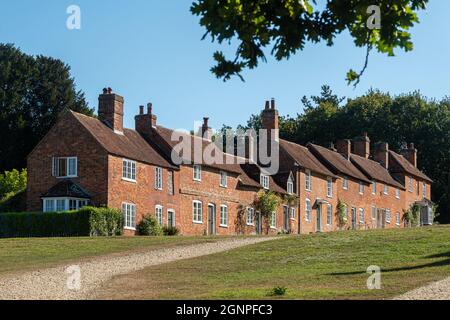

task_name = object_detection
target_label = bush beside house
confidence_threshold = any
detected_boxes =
[0,206,123,238]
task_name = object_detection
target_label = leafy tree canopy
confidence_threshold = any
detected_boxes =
[0,44,94,172]
[191,0,428,85]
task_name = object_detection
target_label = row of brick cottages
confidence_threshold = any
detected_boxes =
[26,89,433,236]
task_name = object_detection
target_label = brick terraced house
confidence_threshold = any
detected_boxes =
[26,88,433,235]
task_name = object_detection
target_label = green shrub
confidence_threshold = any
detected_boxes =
[0,206,123,238]
[0,169,27,199]
[163,226,180,236]
[0,189,26,212]
[138,215,163,236]
[270,286,287,296]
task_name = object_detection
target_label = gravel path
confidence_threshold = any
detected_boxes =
[0,237,276,300]
[394,277,450,300]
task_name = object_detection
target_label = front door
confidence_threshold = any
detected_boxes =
[255,211,262,235]
[208,204,216,235]
[283,206,289,232]
[167,210,175,228]
[316,206,322,232]
[351,208,357,230]
[376,209,382,229]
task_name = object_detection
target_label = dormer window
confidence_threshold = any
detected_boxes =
[287,176,294,194]
[52,157,77,178]
[260,174,269,190]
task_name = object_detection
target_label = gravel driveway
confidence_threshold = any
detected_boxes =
[0,237,275,300]
[394,277,450,300]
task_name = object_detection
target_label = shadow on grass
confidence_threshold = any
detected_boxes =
[327,251,450,276]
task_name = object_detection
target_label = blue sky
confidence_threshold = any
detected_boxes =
[0,1,449,131]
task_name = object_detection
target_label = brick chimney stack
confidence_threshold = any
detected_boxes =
[98,87,124,134]
[336,139,351,159]
[373,142,389,169]
[201,117,213,141]
[353,133,370,159]
[135,102,158,137]
[261,98,279,130]
[401,143,418,168]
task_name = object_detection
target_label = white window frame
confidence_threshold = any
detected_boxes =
[246,207,255,226]
[395,188,400,199]
[270,212,277,228]
[422,182,427,198]
[43,197,88,212]
[220,171,227,188]
[384,184,389,195]
[371,206,376,220]
[327,204,332,226]
[155,167,163,190]
[359,208,365,225]
[305,198,311,222]
[372,181,377,195]
[52,157,78,178]
[193,165,202,181]
[396,212,401,226]
[155,205,164,225]
[343,176,349,190]
[192,200,203,224]
[290,207,296,220]
[122,159,137,182]
[386,209,391,224]
[327,177,333,198]
[220,205,228,227]
[408,176,413,192]
[305,170,311,191]
[359,182,364,195]
[122,202,137,230]
[287,177,294,194]
[260,174,269,190]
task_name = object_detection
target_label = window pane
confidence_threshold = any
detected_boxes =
[58,158,67,177]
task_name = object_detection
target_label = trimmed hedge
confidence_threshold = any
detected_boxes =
[0,206,123,238]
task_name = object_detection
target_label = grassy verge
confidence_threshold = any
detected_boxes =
[0,236,227,276]
[95,226,450,300]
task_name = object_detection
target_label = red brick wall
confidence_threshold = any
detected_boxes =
[297,170,338,234]
[27,112,109,211]
[107,155,180,235]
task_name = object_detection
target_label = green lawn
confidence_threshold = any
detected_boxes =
[0,236,224,276]
[95,226,450,300]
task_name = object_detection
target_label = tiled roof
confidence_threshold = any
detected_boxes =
[279,140,335,177]
[389,151,432,182]
[350,154,404,189]
[239,164,289,195]
[42,180,91,199]
[152,125,244,175]
[71,111,176,169]
[308,143,371,183]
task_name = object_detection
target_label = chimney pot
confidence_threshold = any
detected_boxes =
[147,103,153,115]
[139,105,144,115]
[102,88,108,94]
[265,101,270,110]
[107,87,112,94]
[271,98,275,110]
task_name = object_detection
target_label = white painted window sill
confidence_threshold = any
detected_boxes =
[124,227,136,231]
[122,178,137,183]
[193,221,203,225]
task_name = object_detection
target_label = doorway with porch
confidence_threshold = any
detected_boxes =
[207,204,216,235]
[316,205,322,232]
